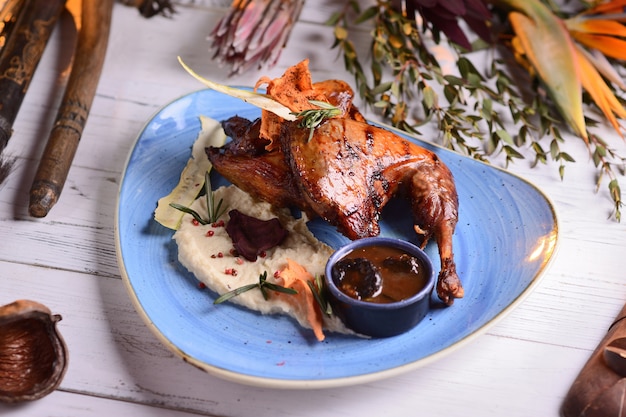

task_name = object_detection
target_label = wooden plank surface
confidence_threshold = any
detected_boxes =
[1,2,625,416]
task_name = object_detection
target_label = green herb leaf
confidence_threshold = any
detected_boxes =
[306,276,332,317]
[168,203,208,225]
[169,172,226,226]
[205,172,227,223]
[292,100,342,141]
[213,283,259,304]
[213,271,298,305]
[263,282,298,295]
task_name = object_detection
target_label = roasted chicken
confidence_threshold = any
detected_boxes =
[207,61,463,305]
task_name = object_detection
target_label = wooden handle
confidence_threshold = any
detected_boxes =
[29,0,114,218]
[0,0,66,153]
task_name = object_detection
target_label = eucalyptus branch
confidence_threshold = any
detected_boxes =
[327,0,625,220]
[589,134,625,221]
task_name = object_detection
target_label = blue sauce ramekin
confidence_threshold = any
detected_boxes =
[324,237,435,338]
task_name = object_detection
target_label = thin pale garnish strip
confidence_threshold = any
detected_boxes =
[177,56,296,122]
[154,116,226,230]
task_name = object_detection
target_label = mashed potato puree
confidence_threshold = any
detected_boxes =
[173,184,350,339]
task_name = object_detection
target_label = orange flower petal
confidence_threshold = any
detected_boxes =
[583,0,626,16]
[509,10,587,140]
[581,47,626,89]
[575,46,626,136]
[572,32,626,60]
[567,17,626,37]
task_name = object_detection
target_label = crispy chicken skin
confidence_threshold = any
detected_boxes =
[208,116,304,210]
[207,60,463,305]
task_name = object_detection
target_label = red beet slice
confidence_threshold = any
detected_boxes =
[225,209,288,261]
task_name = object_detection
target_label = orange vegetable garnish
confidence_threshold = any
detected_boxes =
[255,59,340,150]
[275,258,325,342]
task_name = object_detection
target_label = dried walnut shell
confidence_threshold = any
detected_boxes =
[0,300,68,403]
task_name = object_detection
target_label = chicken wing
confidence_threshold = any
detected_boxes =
[207,116,305,211]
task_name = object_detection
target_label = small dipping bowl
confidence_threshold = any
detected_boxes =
[324,237,435,338]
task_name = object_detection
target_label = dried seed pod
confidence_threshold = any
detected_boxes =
[0,300,68,403]
[604,337,626,377]
[562,304,626,417]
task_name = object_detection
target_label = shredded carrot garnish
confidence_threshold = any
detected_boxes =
[275,258,325,341]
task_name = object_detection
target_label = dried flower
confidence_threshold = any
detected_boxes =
[391,0,493,50]
[211,0,305,74]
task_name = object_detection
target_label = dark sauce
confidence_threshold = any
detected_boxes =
[331,244,428,303]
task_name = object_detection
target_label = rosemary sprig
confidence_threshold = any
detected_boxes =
[168,203,208,225]
[306,274,333,317]
[213,271,298,304]
[169,172,226,224]
[204,172,226,223]
[292,100,342,141]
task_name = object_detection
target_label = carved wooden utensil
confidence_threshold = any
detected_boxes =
[0,0,65,184]
[29,0,114,217]
[561,303,626,417]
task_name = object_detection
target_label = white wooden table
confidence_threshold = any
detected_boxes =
[1,2,625,416]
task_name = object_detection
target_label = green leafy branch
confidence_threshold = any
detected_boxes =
[327,1,625,220]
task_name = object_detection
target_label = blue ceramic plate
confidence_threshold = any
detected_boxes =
[115,89,558,389]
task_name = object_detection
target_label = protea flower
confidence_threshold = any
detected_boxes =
[211,0,305,75]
